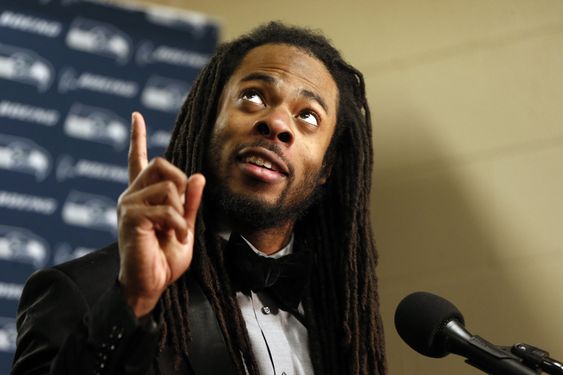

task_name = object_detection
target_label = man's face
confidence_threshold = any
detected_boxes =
[206,43,339,229]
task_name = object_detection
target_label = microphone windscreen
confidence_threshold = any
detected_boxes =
[394,291,465,358]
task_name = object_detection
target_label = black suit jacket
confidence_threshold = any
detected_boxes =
[11,243,234,375]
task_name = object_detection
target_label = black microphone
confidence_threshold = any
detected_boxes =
[394,292,537,375]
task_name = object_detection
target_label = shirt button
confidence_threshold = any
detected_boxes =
[261,306,271,314]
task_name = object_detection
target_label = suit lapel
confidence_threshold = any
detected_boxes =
[186,276,237,375]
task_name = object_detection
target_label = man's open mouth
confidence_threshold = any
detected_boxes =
[243,155,279,172]
[237,147,290,177]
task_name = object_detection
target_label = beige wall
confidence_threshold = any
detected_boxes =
[120,0,563,373]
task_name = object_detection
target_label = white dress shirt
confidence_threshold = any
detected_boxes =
[220,233,313,375]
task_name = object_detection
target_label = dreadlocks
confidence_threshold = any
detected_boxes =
[160,21,386,375]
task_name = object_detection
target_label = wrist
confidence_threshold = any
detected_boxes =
[118,280,160,318]
[125,294,158,318]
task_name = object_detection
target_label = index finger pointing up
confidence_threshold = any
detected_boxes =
[128,112,149,185]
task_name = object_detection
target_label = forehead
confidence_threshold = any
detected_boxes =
[228,43,339,109]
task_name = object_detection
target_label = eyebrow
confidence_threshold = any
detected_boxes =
[240,72,329,114]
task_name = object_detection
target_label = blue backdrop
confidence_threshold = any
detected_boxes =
[0,0,218,372]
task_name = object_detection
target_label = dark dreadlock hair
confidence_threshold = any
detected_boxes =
[160,21,386,375]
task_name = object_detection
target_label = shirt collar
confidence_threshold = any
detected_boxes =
[218,230,294,259]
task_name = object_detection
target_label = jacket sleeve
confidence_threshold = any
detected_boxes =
[11,268,160,375]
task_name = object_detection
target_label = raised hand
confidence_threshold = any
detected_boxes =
[117,112,205,318]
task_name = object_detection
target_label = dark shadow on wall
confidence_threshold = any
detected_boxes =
[371,106,558,375]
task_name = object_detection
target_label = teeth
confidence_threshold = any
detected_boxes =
[246,155,273,170]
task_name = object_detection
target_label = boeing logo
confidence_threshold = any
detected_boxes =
[63,103,128,150]
[0,282,23,300]
[0,190,57,215]
[145,7,214,38]
[149,130,171,149]
[66,17,132,64]
[0,100,59,127]
[0,134,52,181]
[0,225,50,269]
[141,75,189,113]
[0,318,17,353]
[56,155,128,184]
[136,41,209,69]
[58,68,138,97]
[38,0,87,4]
[54,243,94,265]
[0,43,55,92]
[0,10,62,38]
[62,191,117,234]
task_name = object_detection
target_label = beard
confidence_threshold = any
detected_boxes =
[205,171,323,231]
[204,140,325,231]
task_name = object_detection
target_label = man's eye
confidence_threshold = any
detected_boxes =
[241,90,264,105]
[298,111,319,126]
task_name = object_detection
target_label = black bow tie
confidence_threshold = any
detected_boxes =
[225,233,311,311]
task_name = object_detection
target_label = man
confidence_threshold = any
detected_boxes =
[12,22,386,375]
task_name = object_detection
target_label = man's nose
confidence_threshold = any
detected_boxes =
[253,108,294,146]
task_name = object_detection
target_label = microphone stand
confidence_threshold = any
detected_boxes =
[509,343,563,375]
